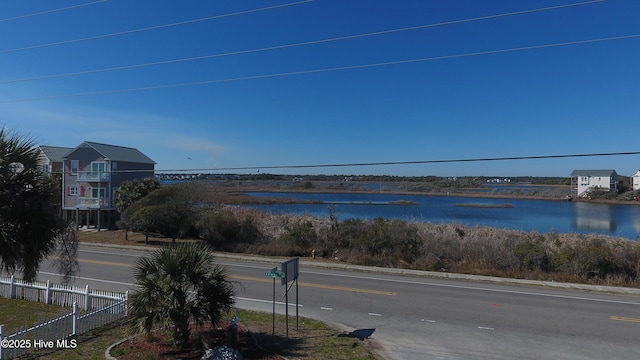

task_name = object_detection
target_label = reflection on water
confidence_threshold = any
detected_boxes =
[245,192,640,240]
[572,202,616,232]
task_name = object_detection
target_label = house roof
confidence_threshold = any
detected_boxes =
[570,169,617,177]
[68,141,156,164]
[38,146,73,162]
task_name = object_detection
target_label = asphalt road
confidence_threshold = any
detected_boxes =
[37,244,640,360]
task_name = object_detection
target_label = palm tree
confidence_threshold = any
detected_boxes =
[0,128,72,282]
[128,242,235,347]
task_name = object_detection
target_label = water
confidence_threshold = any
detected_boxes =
[245,192,640,240]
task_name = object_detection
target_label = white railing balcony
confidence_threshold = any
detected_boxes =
[77,171,110,182]
[78,197,110,208]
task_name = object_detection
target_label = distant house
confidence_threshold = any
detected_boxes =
[62,141,155,230]
[632,170,640,191]
[37,145,73,176]
[570,169,617,197]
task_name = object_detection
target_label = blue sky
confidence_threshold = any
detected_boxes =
[1,0,639,177]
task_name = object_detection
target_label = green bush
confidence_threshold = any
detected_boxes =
[552,238,616,279]
[351,217,422,265]
[239,215,260,243]
[514,236,552,272]
[280,220,318,249]
[199,209,241,248]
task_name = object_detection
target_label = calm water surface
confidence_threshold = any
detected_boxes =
[245,192,640,240]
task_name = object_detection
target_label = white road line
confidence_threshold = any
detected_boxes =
[478,326,494,331]
[421,319,436,323]
[235,296,302,307]
[38,271,134,286]
[368,312,382,317]
[321,307,333,311]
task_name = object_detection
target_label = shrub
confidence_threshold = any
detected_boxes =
[514,236,553,272]
[280,220,318,249]
[350,217,422,266]
[199,209,241,249]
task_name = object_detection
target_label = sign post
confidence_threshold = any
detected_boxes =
[263,259,299,338]
[263,267,284,335]
[281,258,300,337]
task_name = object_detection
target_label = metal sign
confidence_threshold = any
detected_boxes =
[264,266,284,278]
[264,270,285,278]
[280,257,299,285]
[280,257,300,337]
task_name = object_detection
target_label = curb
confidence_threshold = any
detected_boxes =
[104,335,135,360]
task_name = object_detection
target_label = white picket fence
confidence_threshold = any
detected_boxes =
[0,275,123,310]
[0,276,128,359]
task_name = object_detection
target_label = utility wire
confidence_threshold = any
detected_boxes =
[151,151,640,173]
[1,33,637,104]
[0,0,314,55]
[43,150,640,174]
[0,0,606,85]
[0,0,108,23]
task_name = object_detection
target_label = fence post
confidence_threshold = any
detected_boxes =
[45,280,51,304]
[124,291,129,316]
[84,285,90,310]
[0,323,4,360]
[72,302,77,336]
[9,275,15,299]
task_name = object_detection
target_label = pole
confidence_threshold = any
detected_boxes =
[272,277,275,336]
[296,278,299,330]
[285,283,289,338]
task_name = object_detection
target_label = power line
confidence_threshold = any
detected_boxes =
[0,0,607,85]
[0,0,108,23]
[44,150,640,174]
[0,0,314,55]
[154,151,640,173]
[1,33,637,104]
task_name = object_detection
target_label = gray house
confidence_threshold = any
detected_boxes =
[37,145,73,175]
[62,141,155,230]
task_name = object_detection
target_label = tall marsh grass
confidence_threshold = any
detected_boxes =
[197,205,640,287]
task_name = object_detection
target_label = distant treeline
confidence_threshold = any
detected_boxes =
[176,173,573,186]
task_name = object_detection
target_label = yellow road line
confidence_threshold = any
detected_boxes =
[70,258,396,296]
[76,258,133,268]
[610,316,640,323]
[231,275,396,296]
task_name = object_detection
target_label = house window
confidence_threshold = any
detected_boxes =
[71,160,79,175]
[91,188,106,199]
[111,162,118,171]
[69,186,78,196]
[91,161,107,173]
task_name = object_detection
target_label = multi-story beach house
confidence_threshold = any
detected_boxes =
[570,169,618,197]
[631,170,640,191]
[37,145,73,176]
[62,141,155,230]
